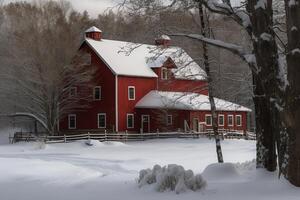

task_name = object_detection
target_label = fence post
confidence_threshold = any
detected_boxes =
[105,130,107,141]
[88,132,90,140]
[140,128,144,140]
[45,135,48,143]
[64,135,66,143]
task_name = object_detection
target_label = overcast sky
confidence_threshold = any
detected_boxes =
[3,0,119,17]
[3,0,241,18]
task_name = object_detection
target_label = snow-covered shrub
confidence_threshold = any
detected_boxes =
[84,139,103,147]
[138,164,206,194]
[33,141,47,150]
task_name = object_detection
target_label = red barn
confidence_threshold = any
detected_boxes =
[60,26,251,134]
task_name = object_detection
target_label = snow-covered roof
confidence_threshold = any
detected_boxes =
[85,38,207,80]
[160,35,171,40]
[85,26,102,33]
[135,91,251,112]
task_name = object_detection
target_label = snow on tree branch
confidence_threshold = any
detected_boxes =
[169,33,257,72]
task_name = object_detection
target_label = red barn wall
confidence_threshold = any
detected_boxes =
[134,109,248,133]
[117,76,156,132]
[136,108,190,132]
[189,110,248,131]
[152,68,208,95]
[60,42,116,132]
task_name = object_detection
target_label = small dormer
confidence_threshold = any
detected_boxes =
[85,26,102,41]
[155,35,171,48]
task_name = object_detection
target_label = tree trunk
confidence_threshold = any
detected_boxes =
[247,0,282,171]
[199,3,223,163]
[284,0,300,186]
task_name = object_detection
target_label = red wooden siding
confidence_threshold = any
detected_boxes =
[189,111,247,132]
[117,76,156,132]
[136,109,190,132]
[152,68,208,95]
[135,108,247,133]
[60,42,116,131]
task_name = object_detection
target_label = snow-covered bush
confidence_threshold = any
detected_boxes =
[138,164,206,194]
[33,141,47,150]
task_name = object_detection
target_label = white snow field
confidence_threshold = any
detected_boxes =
[0,138,299,200]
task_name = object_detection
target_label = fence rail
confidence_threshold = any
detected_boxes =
[10,130,256,144]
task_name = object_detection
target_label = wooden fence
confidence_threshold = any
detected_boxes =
[10,130,256,144]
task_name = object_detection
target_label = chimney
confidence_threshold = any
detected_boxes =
[85,26,102,41]
[155,35,171,48]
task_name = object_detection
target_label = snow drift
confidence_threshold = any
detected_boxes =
[202,163,240,181]
[138,164,206,194]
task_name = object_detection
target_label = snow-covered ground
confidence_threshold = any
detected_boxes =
[0,138,299,200]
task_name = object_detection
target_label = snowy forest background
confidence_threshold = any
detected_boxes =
[0,0,299,188]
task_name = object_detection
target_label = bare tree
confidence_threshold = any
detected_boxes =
[197,2,223,162]
[0,1,95,135]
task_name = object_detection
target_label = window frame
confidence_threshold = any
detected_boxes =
[94,86,102,100]
[167,114,173,125]
[68,114,76,129]
[86,53,92,65]
[205,114,212,126]
[228,115,234,127]
[97,113,106,128]
[69,87,77,97]
[127,113,134,129]
[161,67,168,80]
[128,86,135,100]
[236,115,242,127]
[218,114,225,126]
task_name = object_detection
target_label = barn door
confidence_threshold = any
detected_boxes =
[193,118,199,132]
[141,115,150,133]
[199,122,205,132]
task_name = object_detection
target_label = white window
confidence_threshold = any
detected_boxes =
[98,113,106,128]
[84,53,92,65]
[236,115,242,127]
[69,87,77,97]
[127,114,134,128]
[161,67,168,80]
[228,115,234,126]
[68,114,76,129]
[218,114,224,126]
[128,86,135,100]
[167,115,173,125]
[94,86,101,100]
[205,114,212,126]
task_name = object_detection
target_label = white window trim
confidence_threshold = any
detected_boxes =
[161,67,168,80]
[86,53,92,65]
[127,113,134,129]
[128,86,135,100]
[98,113,106,128]
[69,87,77,97]
[205,114,212,126]
[167,114,173,125]
[236,115,242,127]
[228,115,234,127]
[68,114,76,129]
[94,86,102,100]
[218,114,225,126]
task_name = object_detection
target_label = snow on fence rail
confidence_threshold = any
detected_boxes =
[9,131,256,144]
